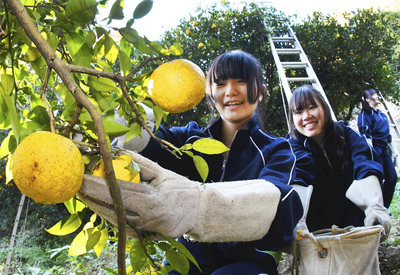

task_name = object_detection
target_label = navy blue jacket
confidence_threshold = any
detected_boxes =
[289,121,384,232]
[358,109,392,148]
[142,117,304,274]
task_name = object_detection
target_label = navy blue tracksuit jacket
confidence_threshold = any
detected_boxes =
[142,117,307,274]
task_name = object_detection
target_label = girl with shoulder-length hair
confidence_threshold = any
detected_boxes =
[287,84,390,239]
[83,50,311,275]
[358,88,398,208]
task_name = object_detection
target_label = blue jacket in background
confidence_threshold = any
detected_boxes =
[358,109,392,148]
[142,117,305,274]
[289,121,384,232]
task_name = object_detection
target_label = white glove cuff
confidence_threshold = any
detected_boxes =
[186,180,281,242]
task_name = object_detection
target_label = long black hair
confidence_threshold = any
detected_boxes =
[288,85,348,167]
[205,50,265,126]
[361,88,378,112]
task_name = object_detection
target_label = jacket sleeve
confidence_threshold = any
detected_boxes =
[345,125,384,181]
[357,111,373,139]
[254,138,304,251]
[289,139,316,187]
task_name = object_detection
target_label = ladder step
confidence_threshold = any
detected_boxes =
[286,77,315,82]
[275,49,301,55]
[271,37,295,43]
[282,62,308,69]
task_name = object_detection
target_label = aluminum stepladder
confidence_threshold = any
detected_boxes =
[268,27,336,122]
[378,91,400,165]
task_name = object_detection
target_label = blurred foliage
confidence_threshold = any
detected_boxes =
[160,1,292,136]
[293,9,400,120]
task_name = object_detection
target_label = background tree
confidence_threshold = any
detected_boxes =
[293,8,400,121]
[160,1,292,136]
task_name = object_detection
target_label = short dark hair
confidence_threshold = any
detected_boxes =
[205,50,264,120]
[361,88,378,111]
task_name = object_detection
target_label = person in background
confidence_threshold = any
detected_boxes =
[287,84,390,239]
[358,88,398,209]
[79,50,312,275]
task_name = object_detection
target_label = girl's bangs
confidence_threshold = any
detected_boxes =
[211,55,249,82]
[292,89,318,112]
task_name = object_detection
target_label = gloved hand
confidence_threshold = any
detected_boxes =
[291,184,313,235]
[78,151,281,242]
[111,103,155,152]
[345,175,391,241]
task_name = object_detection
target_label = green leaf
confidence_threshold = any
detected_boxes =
[0,93,21,144]
[108,0,124,20]
[130,239,147,274]
[157,241,171,251]
[0,68,14,96]
[193,155,208,182]
[133,0,153,19]
[45,31,58,51]
[65,0,98,26]
[119,49,131,76]
[88,76,117,93]
[0,136,10,159]
[92,90,115,113]
[169,42,184,56]
[69,227,101,256]
[134,37,152,55]
[165,250,189,275]
[180,144,193,151]
[21,46,41,62]
[94,223,108,257]
[119,27,140,44]
[64,196,86,214]
[102,117,130,137]
[161,235,201,272]
[46,212,84,236]
[192,139,230,155]
[104,35,119,64]
[25,94,50,126]
[153,105,164,129]
[124,122,142,143]
[64,31,91,68]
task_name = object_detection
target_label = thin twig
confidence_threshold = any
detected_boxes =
[40,67,56,133]
[63,103,83,137]
[119,81,182,154]
[126,220,159,270]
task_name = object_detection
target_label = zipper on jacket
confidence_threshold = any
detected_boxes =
[220,130,239,181]
[322,147,333,168]
[220,157,227,181]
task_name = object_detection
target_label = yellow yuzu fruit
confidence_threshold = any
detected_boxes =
[91,155,140,183]
[148,59,206,113]
[11,131,84,204]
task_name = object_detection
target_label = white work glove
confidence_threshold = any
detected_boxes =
[345,175,391,241]
[111,103,155,152]
[291,184,313,235]
[78,151,281,242]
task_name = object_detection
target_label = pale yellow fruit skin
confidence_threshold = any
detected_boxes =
[148,59,206,113]
[92,156,140,183]
[12,131,84,205]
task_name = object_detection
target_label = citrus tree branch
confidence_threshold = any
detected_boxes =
[68,59,182,153]
[3,0,127,273]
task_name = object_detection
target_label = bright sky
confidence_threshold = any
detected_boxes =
[99,0,395,41]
